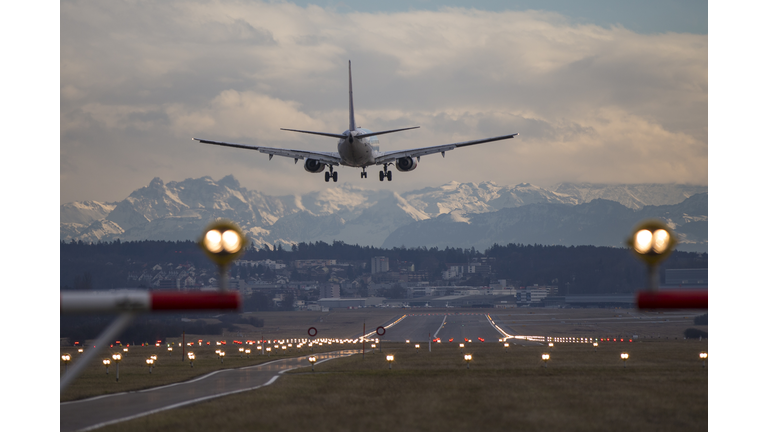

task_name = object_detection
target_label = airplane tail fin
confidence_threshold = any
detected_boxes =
[349,60,356,132]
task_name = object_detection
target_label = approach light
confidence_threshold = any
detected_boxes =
[103,359,111,374]
[61,354,72,373]
[700,352,708,368]
[464,354,473,369]
[542,353,550,368]
[621,352,629,368]
[112,353,122,382]
[308,355,317,371]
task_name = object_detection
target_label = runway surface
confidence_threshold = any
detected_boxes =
[382,312,507,343]
[60,350,359,432]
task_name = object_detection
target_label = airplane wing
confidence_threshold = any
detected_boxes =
[374,133,519,165]
[193,138,343,166]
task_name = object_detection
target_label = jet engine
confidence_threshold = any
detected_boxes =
[304,159,326,173]
[395,156,418,172]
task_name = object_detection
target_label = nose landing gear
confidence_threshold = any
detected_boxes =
[361,168,367,179]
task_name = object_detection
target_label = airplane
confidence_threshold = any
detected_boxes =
[194,61,518,183]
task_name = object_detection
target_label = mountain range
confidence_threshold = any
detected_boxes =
[60,175,707,252]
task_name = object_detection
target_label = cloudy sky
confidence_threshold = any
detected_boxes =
[60,0,707,204]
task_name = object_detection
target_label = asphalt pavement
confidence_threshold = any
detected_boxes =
[60,350,359,432]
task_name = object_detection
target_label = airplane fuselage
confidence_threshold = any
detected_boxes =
[337,128,379,167]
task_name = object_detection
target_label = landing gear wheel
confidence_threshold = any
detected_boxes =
[387,171,392,181]
[332,172,338,182]
[379,171,385,182]
[325,172,330,182]
[361,171,367,179]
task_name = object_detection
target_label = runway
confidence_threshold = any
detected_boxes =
[382,312,507,343]
[60,350,359,432]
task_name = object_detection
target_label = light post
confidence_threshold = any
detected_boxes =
[218,351,226,363]
[257,345,263,355]
[593,342,598,352]
[188,352,195,367]
[308,355,317,372]
[415,344,420,354]
[700,352,708,368]
[459,343,465,353]
[464,354,473,369]
[245,349,251,358]
[266,347,271,357]
[103,359,111,374]
[542,353,550,368]
[61,354,72,374]
[621,352,629,368]
[112,353,122,382]
[504,342,509,353]
[386,354,395,370]
[146,358,154,374]
[371,343,376,353]
[168,346,173,356]
[199,220,247,292]
[239,347,244,358]
[548,342,554,348]
[627,220,677,292]
[78,348,84,354]
[123,347,129,356]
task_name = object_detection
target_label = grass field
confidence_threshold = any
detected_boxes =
[62,308,707,430]
[106,339,707,432]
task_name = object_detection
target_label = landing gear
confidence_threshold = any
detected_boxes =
[325,167,338,183]
[379,165,392,182]
[361,168,367,179]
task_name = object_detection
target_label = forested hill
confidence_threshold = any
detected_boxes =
[60,240,707,295]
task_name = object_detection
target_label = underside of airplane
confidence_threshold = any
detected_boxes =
[194,61,518,182]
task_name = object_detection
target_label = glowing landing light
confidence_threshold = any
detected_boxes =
[621,352,629,368]
[464,354,473,369]
[387,354,395,369]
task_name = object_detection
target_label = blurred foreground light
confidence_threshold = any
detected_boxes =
[627,220,677,265]
[199,220,247,266]
[699,352,708,360]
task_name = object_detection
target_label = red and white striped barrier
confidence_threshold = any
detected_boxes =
[635,290,708,309]
[60,290,241,313]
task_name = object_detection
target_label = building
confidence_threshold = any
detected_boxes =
[319,283,340,299]
[371,256,389,274]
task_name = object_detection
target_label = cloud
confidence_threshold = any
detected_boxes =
[60,1,707,203]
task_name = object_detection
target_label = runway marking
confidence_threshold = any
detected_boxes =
[433,315,447,339]
[65,352,356,432]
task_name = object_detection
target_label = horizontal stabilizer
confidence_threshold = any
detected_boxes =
[356,126,420,139]
[280,128,348,139]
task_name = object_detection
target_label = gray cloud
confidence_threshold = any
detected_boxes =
[61,1,707,204]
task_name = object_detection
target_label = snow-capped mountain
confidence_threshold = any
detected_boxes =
[382,194,708,252]
[553,182,708,210]
[61,175,707,250]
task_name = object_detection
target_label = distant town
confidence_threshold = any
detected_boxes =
[60,240,707,310]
